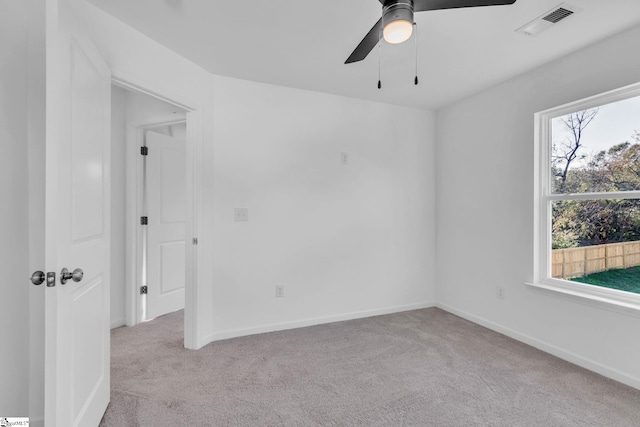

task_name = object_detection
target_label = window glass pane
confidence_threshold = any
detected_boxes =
[551,199,640,294]
[551,95,640,194]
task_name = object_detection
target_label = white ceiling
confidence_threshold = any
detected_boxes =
[87,0,640,110]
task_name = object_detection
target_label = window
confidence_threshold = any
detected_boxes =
[533,83,640,309]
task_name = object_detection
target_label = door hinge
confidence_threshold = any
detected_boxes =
[140,216,148,225]
[140,285,148,295]
[140,146,148,156]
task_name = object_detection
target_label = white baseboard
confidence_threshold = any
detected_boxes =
[201,301,436,345]
[110,318,126,329]
[436,302,640,391]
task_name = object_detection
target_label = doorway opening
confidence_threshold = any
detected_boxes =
[110,83,191,339]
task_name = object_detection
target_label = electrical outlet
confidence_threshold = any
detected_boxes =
[275,285,284,298]
[341,152,349,165]
[234,208,248,222]
[496,286,505,300]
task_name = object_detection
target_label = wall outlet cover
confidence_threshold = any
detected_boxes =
[341,152,349,165]
[234,208,248,222]
[275,285,284,298]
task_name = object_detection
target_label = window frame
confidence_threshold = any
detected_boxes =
[531,82,640,311]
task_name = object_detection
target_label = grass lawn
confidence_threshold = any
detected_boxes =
[571,266,640,294]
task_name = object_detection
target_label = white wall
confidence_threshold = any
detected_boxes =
[81,2,436,344]
[0,0,32,417]
[436,24,640,388]
[209,78,435,338]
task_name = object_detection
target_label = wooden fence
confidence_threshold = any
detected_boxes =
[552,241,640,279]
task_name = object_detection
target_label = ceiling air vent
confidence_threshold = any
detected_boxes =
[516,3,581,37]
[543,7,573,24]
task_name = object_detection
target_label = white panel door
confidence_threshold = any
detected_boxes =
[146,131,186,319]
[44,1,111,425]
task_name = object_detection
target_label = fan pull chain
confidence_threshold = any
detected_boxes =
[414,23,419,86]
[378,41,382,89]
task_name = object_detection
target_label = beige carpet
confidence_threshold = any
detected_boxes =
[101,308,640,426]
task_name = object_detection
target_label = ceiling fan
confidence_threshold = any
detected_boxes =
[345,0,518,64]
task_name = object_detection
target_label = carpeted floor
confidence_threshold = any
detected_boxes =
[101,308,640,426]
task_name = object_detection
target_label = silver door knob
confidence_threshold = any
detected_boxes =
[30,271,45,286]
[60,267,83,285]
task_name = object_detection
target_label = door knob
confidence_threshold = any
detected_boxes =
[30,271,45,286]
[60,267,83,285]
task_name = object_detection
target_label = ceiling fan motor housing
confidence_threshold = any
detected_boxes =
[345,0,517,63]
[382,0,414,29]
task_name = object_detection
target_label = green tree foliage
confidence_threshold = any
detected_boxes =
[552,131,640,249]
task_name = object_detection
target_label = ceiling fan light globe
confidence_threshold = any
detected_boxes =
[383,19,413,44]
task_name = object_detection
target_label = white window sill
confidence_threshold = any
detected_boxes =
[525,280,640,318]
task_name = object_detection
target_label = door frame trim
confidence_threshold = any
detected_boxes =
[113,72,203,350]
